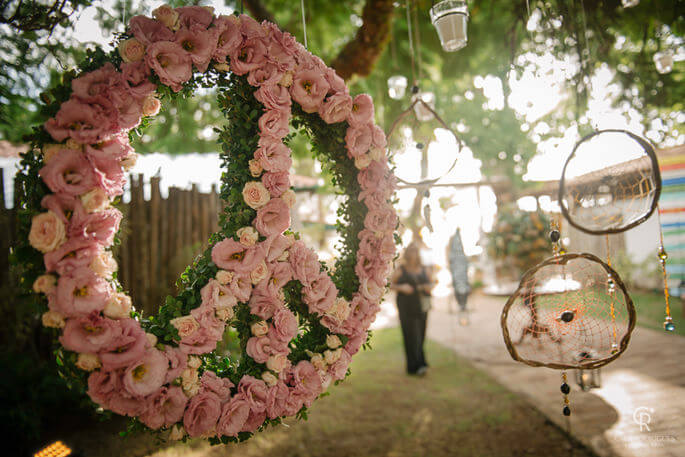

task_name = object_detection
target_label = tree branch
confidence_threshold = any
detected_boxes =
[330,0,395,80]
[242,0,275,25]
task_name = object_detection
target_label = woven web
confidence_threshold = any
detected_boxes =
[560,132,658,233]
[502,255,634,369]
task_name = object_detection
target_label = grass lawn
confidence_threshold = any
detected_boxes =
[54,327,595,457]
[631,290,685,336]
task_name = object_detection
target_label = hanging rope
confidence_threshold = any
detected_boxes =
[411,0,423,83]
[405,0,417,86]
[300,0,308,49]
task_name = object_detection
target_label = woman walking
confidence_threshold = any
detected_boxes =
[391,242,434,376]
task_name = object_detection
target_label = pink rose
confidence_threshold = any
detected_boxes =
[324,68,347,94]
[264,233,294,262]
[254,84,292,111]
[242,409,266,433]
[200,371,234,401]
[371,124,387,149]
[120,61,156,99]
[364,207,398,234]
[179,306,226,354]
[142,95,161,116]
[290,360,323,406]
[264,261,293,293]
[84,145,126,197]
[359,275,385,302]
[28,211,66,253]
[44,238,99,274]
[248,284,282,319]
[261,171,290,197]
[254,198,290,236]
[344,330,367,356]
[52,267,111,317]
[288,241,320,285]
[81,188,110,213]
[247,62,284,87]
[358,159,392,193]
[302,272,337,315]
[258,109,290,139]
[145,41,192,92]
[281,388,305,417]
[60,311,120,353]
[200,279,237,312]
[164,346,188,383]
[118,38,145,62]
[345,122,373,158]
[246,336,276,363]
[99,318,148,370]
[229,36,268,75]
[328,349,352,380]
[242,181,270,209]
[41,193,80,224]
[87,369,121,408]
[213,15,242,63]
[176,5,214,29]
[139,386,188,430]
[228,272,252,303]
[39,148,96,196]
[348,94,374,126]
[254,137,292,172]
[128,16,175,45]
[265,381,290,419]
[217,393,250,438]
[123,348,168,397]
[266,353,290,373]
[175,24,217,72]
[270,308,298,343]
[238,375,269,413]
[290,68,330,113]
[44,99,116,144]
[170,315,200,338]
[250,260,269,285]
[69,208,122,246]
[239,14,266,38]
[211,238,265,273]
[183,391,222,438]
[319,92,353,124]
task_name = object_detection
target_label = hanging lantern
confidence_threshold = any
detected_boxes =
[575,368,602,391]
[413,91,436,122]
[388,75,408,100]
[430,0,469,52]
[621,0,639,7]
[653,51,674,74]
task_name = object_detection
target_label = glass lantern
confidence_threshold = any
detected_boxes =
[430,0,469,52]
[621,0,639,7]
[388,75,408,100]
[575,368,602,391]
[653,51,674,74]
[413,91,436,122]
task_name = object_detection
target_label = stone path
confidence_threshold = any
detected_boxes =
[417,293,685,457]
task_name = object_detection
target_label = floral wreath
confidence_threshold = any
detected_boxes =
[15,5,397,444]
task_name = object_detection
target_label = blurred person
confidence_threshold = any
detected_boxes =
[447,228,470,324]
[390,242,434,376]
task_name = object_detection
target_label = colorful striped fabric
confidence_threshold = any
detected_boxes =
[659,149,685,297]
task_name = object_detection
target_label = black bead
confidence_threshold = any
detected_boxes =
[560,310,575,323]
[411,85,419,94]
[549,230,561,242]
[560,383,570,394]
[563,406,571,416]
[416,142,424,149]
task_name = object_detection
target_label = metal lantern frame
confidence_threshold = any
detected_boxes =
[558,129,662,235]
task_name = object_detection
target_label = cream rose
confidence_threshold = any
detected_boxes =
[242,181,270,209]
[261,371,278,387]
[214,63,230,72]
[168,424,185,441]
[216,306,234,321]
[251,320,269,337]
[187,355,202,369]
[354,153,373,170]
[121,153,138,171]
[311,353,326,371]
[33,274,57,294]
[118,38,146,63]
[369,146,384,162]
[326,334,342,349]
[266,353,288,372]
[28,211,66,253]
[215,270,233,285]
[153,4,179,30]
[81,188,109,213]
[103,292,132,319]
[142,95,161,117]
[41,310,65,328]
[281,189,296,208]
[250,260,269,285]
[326,297,351,322]
[170,315,200,338]
[181,367,200,397]
[324,348,342,365]
[42,144,62,162]
[146,333,158,347]
[277,250,289,262]
[237,226,259,246]
[76,353,101,371]
[65,138,83,151]
[249,159,263,177]
[279,71,294,87]
[90,250,117,278]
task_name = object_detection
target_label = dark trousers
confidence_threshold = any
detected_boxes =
[397,302,428,374]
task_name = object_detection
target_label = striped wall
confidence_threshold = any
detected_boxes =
[658,147,685,298]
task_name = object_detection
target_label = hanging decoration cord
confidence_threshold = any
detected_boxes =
[605,234,619,350]
[300,0,308,50]
[655,206,673,325]
[411,0,423,82]
[405,0,417,86]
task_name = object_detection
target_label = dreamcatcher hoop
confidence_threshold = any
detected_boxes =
[558,129,662,235]
[386,97,463,187]
[501,252,637,370]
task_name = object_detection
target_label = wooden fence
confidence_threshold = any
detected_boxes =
[1,168,221,316]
